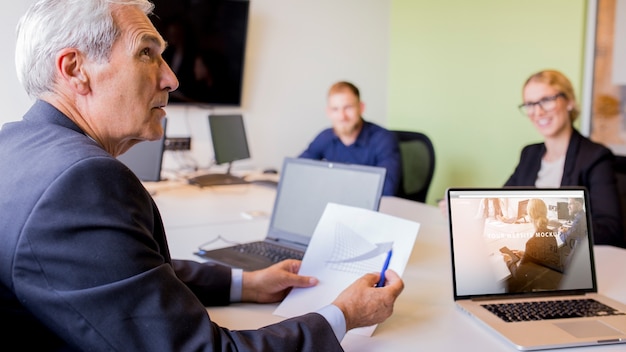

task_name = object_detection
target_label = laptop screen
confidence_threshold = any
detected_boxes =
[117,118,167,182]
[446,188,597,299]
[268,157,386,246]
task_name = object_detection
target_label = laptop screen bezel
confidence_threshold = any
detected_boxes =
[446,187,598,301]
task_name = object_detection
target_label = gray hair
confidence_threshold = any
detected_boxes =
[15,0,155,98]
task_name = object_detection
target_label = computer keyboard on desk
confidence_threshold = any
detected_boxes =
[482,299,625,322]
[228,241,303,263]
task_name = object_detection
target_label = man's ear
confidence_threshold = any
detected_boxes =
[56,48,90,95]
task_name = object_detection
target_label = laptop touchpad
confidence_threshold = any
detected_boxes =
[554,321,625,338]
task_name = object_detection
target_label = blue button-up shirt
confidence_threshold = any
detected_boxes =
[299,120,401,196]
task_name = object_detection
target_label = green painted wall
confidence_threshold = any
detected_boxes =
[388,0,588,205]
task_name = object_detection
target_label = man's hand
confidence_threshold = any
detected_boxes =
[332,269,404,331]
[241,259,318,303]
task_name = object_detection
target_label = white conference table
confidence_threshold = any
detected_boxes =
[151,181,626,351]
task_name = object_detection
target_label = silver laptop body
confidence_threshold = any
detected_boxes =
[446,187,626,350]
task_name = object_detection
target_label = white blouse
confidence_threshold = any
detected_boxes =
[535,156,565,188]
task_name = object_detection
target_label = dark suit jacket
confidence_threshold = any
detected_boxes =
[0,100,342,351]
[506,233,564,293]
[504,129,625,248]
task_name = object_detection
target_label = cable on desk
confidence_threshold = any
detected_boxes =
[196,235,242,255]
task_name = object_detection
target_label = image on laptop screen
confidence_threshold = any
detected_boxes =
[447,188,595,298]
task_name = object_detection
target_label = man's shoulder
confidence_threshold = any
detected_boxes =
[0,113,119,195]
[361,120,394,139]
[362,120,390,132]
[311,128,337,142]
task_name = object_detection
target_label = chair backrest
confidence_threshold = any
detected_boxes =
[392,130,435,203]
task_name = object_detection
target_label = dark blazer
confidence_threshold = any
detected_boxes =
[504,129,625,248]
[0,100,342,351]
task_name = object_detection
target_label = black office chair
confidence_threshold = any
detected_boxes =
[392,130,435,203]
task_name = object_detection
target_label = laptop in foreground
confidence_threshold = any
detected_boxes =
[195,157,386,271]
[446,187,626,350]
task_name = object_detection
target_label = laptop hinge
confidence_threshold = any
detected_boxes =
[266,237,306,249]
[469,290,590,302]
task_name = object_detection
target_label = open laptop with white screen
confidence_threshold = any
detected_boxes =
[195,157,386,271]
[446,187,626,350]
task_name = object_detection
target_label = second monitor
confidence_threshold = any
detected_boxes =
[188,114,251,187]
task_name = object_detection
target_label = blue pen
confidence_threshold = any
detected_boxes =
[377,249,393,287]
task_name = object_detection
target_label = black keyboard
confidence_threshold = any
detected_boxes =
[482,299,625,322]
[228,242,303,263]
[188,173,249,187]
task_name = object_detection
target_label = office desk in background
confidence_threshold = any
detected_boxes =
[152,182,626,351]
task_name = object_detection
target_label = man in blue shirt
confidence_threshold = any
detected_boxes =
[558,197,587,265]
[299,81,401,196]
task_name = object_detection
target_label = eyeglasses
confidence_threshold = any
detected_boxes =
[518,93,565,115]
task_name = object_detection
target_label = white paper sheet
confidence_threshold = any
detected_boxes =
[273,202,419,336]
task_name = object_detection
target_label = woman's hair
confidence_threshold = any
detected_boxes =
[523,69,580,123]
[526,198,549,232]
[15,0,154,98]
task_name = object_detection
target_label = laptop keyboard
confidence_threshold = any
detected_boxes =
[228,242,303,263]
[482,299,625,322]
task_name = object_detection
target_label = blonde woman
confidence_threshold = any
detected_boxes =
[506,69,623,248]
[502,199,562,292]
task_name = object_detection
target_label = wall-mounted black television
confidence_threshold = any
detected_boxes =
[150,0,250,107]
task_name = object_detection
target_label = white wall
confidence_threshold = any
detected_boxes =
[0,2,34,123]
[1,0,391,173]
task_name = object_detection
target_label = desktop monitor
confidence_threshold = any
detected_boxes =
[210,114,250,166]
[188,114,251,187]
[516,199,529,219]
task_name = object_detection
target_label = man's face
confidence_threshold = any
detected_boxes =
[83,6,179,155]
[568,199,582,216]
[326,90,364,138]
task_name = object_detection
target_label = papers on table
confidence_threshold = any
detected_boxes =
[274,202,419,336]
